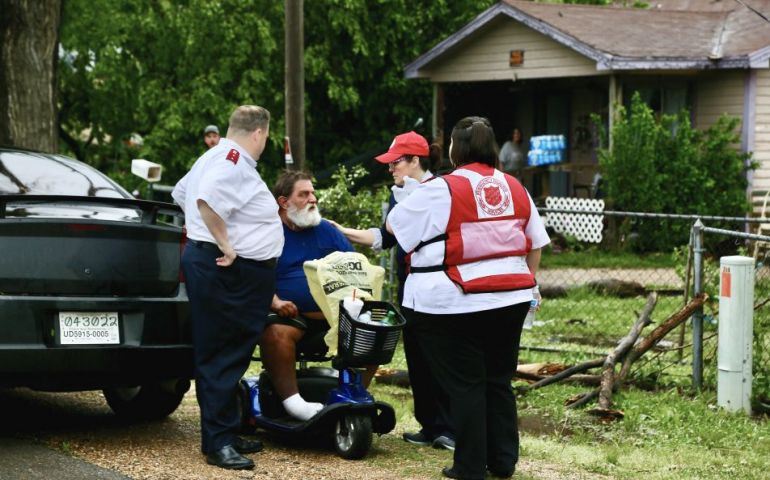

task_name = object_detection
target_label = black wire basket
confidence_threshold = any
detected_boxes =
[337,300,405,367]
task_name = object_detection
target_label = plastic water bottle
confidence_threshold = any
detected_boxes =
[523,299,537,330]
[383,311,398,326]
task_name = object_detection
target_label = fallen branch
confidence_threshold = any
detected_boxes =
[618,293,708,381]
[567,293,708,412]
[566,294,657,413]
[566,390,598,409]
[517,362,568,376]
[517,358,604,393]
[598,292,657,410]
[515,371,601,386]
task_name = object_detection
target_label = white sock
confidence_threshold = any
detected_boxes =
[282,393,324,421]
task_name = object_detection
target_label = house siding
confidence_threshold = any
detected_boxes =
[754,70,770,200]
[693,71,745,130]
[423,18,600,83]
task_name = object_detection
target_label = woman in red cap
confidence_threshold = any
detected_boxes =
[386,117,549,480]
[331,131,456,451]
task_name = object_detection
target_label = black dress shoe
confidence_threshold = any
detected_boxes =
[206,445,255,470]
[487,468,514,479]
[233,437,263,454]
[442,466,461,479]
[441,466,483,480]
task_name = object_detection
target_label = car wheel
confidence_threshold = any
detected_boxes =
[103,379,190,421]
[333,412,373,460]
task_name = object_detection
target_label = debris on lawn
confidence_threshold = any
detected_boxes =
[517,292,709,421]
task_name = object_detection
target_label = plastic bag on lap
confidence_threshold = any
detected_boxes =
[303,251,385,354]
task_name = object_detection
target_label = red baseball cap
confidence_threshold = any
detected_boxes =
[375,131,429,164]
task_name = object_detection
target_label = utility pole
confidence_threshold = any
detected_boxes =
[285,0,304,170]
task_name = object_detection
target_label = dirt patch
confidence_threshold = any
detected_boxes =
[3,387,607,479]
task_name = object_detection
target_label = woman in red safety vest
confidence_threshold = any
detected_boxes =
[386,116,550,480]
[331,131,456,450]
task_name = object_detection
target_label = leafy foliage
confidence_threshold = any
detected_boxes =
[58,0,497,192]
[59,0,285,193]
[596,93,752,252]
[315,164,389,257]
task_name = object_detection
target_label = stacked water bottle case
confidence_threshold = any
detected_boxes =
[527,135,567,166]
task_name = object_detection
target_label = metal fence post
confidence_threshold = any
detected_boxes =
[692,219,704,390]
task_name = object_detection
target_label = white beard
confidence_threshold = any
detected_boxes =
[287,203,322,228]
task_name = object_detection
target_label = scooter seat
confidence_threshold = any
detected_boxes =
[296,328,330,360]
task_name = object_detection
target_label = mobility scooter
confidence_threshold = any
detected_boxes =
[239,299,405,459]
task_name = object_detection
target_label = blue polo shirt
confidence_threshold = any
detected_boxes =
[275,219,354,313]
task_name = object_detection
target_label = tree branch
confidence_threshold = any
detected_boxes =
[595,292,657,410]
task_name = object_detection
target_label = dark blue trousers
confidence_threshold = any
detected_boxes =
[411,302,528,480]
[182,243,275,454]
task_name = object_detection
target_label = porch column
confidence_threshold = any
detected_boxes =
[742,69,757,205]
[608,75,622,148]
[432,83,445,145]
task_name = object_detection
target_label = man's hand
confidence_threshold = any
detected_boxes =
[216,245,237,267]
[272,296,298,318]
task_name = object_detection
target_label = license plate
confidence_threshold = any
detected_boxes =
[58,311,120,345]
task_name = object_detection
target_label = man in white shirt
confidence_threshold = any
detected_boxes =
[173,105,283,471]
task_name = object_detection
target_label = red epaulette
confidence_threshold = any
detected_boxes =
[226,149,240,164]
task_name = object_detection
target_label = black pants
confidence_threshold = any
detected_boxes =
[411,302,528,480]
[401,306,454,440]
[182,244,275,454]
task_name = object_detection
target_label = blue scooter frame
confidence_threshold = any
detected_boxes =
[239,300,403,459]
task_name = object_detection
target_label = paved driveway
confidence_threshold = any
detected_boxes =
[0,436,130,480]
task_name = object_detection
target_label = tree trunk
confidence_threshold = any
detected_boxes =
[0,0,61,152]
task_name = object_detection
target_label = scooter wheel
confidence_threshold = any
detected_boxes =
[333,412,373,460]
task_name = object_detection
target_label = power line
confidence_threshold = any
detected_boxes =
[735,0,770,24]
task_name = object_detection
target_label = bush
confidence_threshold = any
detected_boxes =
[597,93,752,252]
[315,164,390,262]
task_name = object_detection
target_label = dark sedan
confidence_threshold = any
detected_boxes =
[0,147,192,420]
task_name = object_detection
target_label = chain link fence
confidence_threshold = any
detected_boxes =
[518,206,769,408]
[376,201,770,408]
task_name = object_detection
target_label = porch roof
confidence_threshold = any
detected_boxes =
[405,0,770,78]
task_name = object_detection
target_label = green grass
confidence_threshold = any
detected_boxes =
[370,341,769,479]
[541,247,677,269]
[517,383,770,479]
[243,331,768,479]
[244,282,769,479]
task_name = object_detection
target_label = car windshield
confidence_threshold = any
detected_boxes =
[0,151,130,197]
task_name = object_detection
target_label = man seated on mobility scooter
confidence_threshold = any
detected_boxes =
[260,170,378,421]
[244,171,400,458]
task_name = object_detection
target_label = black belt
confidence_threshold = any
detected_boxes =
[187,239,277,268]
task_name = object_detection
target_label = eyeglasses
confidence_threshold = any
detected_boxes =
[388,157,407,171]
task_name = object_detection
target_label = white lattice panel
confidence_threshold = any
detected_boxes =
[544,197,604,243]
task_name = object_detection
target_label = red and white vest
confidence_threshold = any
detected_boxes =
[409,163,535,293]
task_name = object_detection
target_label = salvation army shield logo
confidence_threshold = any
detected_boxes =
[474,176,510,216]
